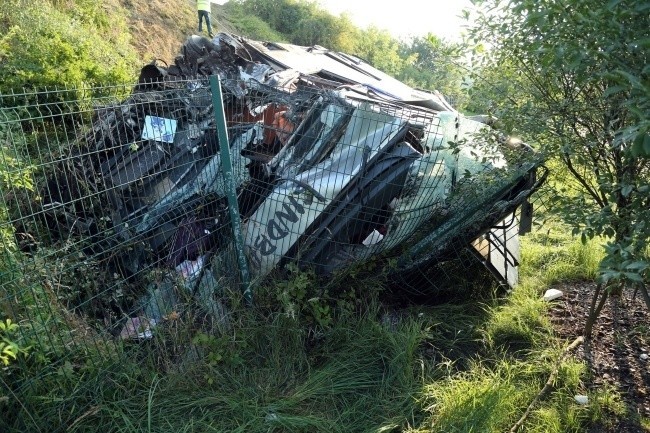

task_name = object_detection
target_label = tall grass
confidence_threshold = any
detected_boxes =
[55,306,429,433]
[3,223,632,433]
[520,227,604,284]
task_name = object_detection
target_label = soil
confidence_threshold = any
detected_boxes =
[548,281,650,432]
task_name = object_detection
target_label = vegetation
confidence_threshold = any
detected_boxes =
[468,0,650,334]
[0,0,649,432]
[3,226,630,433]
[397,35,468,109]
[0,0,138,94]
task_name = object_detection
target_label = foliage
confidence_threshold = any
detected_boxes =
[397,35,469,109]
[0,0,138,94]
[469,0,650,308]
[0,110,34,272]
[348,26,405,77]
[231,0,356,52]
[0,319,27,366]
[292,11,357,52]
[221,1,287,41]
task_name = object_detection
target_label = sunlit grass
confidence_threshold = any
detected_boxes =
[520,227,604,285]
[640,417,650,431]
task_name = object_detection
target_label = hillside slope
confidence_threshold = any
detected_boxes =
[118,0,236,64]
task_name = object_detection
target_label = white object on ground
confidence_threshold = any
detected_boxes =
[640,353,649,361]
[543,288,563,302]
[574,395,589,405]
[119,316,157,340]
[176,255,206,280]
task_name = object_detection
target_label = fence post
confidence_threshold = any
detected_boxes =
[209,75,252,305]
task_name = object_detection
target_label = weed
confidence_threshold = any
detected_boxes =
[0,319,28,366]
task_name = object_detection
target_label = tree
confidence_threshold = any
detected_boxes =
[397,34,468,109]
[232,0,357,52]
[291,11,357,52]
[469,0,650,337]
[351,26,405,77]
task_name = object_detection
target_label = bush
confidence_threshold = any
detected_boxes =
[0,0,138,95]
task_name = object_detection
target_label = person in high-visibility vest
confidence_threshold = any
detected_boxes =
[197,0,214,38]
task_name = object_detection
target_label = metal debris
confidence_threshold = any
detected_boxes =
[40,33,546,326]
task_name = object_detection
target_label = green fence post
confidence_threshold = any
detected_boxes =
[209,75,252,305]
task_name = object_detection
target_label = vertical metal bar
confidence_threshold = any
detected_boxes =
[209,75,252,305]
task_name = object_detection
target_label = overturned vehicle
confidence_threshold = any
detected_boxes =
[42,33,546,333]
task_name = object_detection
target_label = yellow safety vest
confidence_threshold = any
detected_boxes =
[197,0,210,11]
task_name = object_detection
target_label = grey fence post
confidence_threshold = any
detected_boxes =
[209,75,252,305]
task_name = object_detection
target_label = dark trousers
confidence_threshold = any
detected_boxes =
[198,10,213,35]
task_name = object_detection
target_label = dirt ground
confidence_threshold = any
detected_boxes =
[548,281,650,432]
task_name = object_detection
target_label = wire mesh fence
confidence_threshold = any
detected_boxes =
[1,62,545,429]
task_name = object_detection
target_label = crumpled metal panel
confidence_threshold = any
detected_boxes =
[39,32,546,317]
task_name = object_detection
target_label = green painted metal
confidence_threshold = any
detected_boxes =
[209,75,252,304]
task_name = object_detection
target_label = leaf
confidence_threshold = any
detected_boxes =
[615,69,643,89]
[621,184,633,197]
[607,0,622,10]
[602,85,626,97]
[633,38,650,49]
[624,272,644,283]
[626,261,649,271]
[630,132,650,158]
[635,2,650,11]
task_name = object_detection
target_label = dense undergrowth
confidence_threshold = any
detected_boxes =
[0,0,138,94]
[1,222,632,433]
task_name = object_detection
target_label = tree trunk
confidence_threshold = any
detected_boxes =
[584,283,609,339]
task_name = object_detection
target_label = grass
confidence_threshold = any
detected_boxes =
[520,225,604,284]
[408,224,611,433]
[218,2,287,42]
[2,222,629,433]
[51,308,429,433]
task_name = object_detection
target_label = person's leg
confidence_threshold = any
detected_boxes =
[205,12,214,36]
[197,10,203,32]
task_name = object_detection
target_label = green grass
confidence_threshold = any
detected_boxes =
[219,2,287,41]
[415,361,536,433]
[62,309,428,433]
[2,223,635,433]
[406,224,613,433]
[520,227,604,284]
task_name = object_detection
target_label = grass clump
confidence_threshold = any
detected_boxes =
[51,305,430,433]
[482,282,550,354]
[414,361,537,433]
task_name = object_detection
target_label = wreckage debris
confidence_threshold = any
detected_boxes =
[39,33,546,335]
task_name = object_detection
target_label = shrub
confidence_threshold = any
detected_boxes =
[0,0,138,95]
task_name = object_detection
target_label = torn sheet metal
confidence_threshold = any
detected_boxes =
[40,32,546,325]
